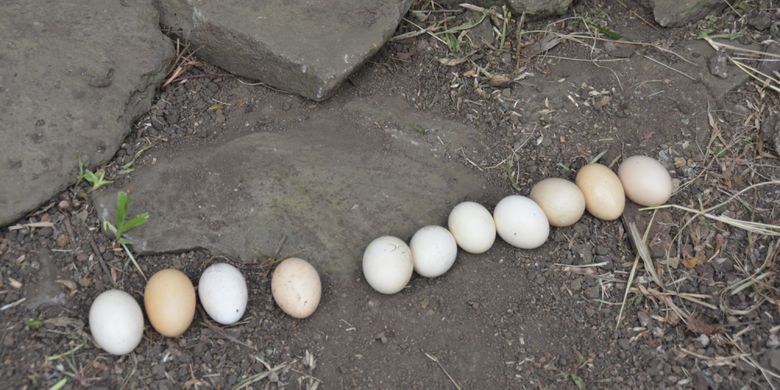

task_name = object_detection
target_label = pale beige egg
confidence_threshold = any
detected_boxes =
[529,178,586,227]
[618,155,673,206]
[271,258,321,319]
[144,269,196,337]
[575,163,625,221]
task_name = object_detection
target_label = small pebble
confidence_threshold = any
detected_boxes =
[57,200,71,211]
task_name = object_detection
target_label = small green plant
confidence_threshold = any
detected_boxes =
[413,126,428,135]
[24,319,42,329]
[103,191,149,245]
[103,191,149,279]
[78,160,112,192]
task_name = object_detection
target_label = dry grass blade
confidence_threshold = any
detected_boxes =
[626,221,663,287]
[703,37,780,93]
[424,351,461,390]
[615,211,658,333]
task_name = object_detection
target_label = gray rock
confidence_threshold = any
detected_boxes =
[157,0,411,101]
[93,96,487,276]
[505,0,573,19]
[0,0,173,226]
[651,0,725,27]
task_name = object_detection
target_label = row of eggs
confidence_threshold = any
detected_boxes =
[89,258,322,355]
[362,156,672,294]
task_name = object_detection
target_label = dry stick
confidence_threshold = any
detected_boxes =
[521,30,697,66]
[424,351,461,390]
[87,235,116,288]
[198,307,257,351]
[642,54,696,81]
[615,211,658,333]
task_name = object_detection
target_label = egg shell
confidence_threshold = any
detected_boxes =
[271,258,321,319]
[575,163,626,221]
[410,225,458,278]
[618,155,673,206]
[144,269,196,337]
[198,263,248,325]
[447,201,496,254]
[362,236,413,294]
[493,195,550,249]
[89,289,144,355]
[529,178,585,227]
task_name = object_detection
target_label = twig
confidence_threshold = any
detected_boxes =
[642,55,696,81]
[424,351,461,390]
[8,222,54,231]
[87,236,116,288]
[0,297,26,311]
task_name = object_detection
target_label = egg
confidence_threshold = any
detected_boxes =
[144,269,196,337]
[271,257,321,319]
[362,236,413,294]
[529,178,585,227]
[89,289,144,355]
[575,163,626,221]
[618,155,673,206]
[410,225,458,278]
[447,201,496,254]
[198,263,248,325]
[493,195,550,249]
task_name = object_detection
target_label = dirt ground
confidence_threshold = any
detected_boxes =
[2,1,780,389]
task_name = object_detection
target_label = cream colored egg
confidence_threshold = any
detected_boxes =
[89,290,144,355]
[575,163,625,221]
[362,236,413,294]
[618,155,673,206]
[271,258,322,319]
[529,178,586,227]
[493,195,550,249]
[410,225,458,278]
[198,263,248,325]
[447,201,496,254]
[144,269,196,337]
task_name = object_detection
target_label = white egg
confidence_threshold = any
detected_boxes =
[447,201,496,254]
[89,289,144,355]
[493,195,550,249]
[362,236,413,294]
[198,263,248,325]
[410,225,458,278]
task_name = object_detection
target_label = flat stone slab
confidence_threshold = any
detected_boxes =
[158,0,410,101]
[0,0,173,226]
[93,97,487,276]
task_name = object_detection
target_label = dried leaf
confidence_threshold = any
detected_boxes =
[436,50,478,66]
[56,279,78,296]
[488,74,513,88]
[8,278,22,289]
[520,34,560,58]
[463,69,479,78]
[687,316,720,335]
[208,103,225,111]
[681,256,705,269]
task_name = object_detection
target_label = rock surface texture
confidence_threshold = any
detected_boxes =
[0,0,173,226]
[93,96,487,276]
[505,0,573,19]
[651,0,725,27]
[157,0,411,101]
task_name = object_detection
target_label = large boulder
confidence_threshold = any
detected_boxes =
[93,95,488,276]
[0,0,173,226]
[651,0,725,27]
[157,0,411,101]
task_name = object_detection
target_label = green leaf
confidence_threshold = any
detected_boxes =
[122,212,149,232]
[116,191,129,227]
[24,319,42,329]
[49,378,67,390]
[569,373,586,390]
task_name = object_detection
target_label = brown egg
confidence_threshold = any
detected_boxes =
[575,163,625,221]
[618,155,673,206]
[271,258,321,319]
[529,178,586,227]
[144,269,196,337]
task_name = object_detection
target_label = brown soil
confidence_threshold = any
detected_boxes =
[2,2,779,389]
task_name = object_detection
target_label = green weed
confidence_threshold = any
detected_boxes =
[78,160,112,192]
[102,191,149,279]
